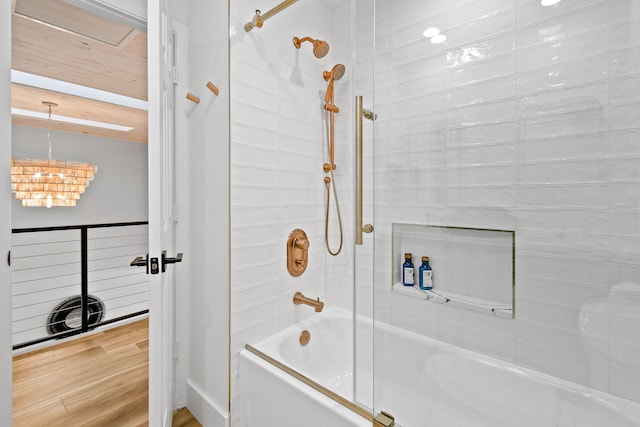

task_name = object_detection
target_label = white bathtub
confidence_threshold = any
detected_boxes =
[240,307,640,427]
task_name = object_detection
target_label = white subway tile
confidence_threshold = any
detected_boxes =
[607,182,640,209]
[610,367,640,402]
[610,212,640,237]
[231,143,278,168]
[448,98,518,127]
[611,102,640,130]
[446,8,515,48]
[448,121,518,146]
[447,75,515,107]
[446,142,516,166]
[388,0,448,28]
[604,236,640,266]
[610,0,640,24]
[516,3,607,50]
[606,158,640,182]
[447,0,514,29]
[394,54,448,83]
[520,82,609,117]
[610,75,640,105]
[517,55,608,95]
[447,33,515,69]
[517,254,613,287]
[610,47,640,77]
[231,165,279,187]
[231,185,279,208]
[515,340,609,391]
[517,184,609,208]
[609,130,640,157]
[517,277,610,308]
[516,230,607,261]
[516,322,609,365]
[520,109,606,139]
[517,298,583,332]
[447,53,515,86]
[393,91,448,116]
[610,18,640,50]
[611,341,640,377]
[447,186,516,207]
[516,30,608,73]
[447,164,517,186]
[521,159,604,185]
[517,209,610,234]
[522,133,605,163]
[516,0,605,28]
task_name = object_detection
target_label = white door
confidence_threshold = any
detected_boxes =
[1,0,13,423]
[148,0,178,425]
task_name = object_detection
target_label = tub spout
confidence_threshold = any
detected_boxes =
[293,292,324,312]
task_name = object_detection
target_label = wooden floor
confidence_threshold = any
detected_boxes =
[13,318,201,427]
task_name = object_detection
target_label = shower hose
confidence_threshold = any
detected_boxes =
[324,109,343,256]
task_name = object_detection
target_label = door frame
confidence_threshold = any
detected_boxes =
[1,0,13,423]
[147,0,177,424]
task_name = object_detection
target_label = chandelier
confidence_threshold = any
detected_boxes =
[11,102,98,208]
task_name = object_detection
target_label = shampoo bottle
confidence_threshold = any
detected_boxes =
[419,256,433,290]
[402,253,414,286]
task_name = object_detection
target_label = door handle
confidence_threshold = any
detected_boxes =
[162,250,183,272]
[130,254,149,274]
[356,95,374,245]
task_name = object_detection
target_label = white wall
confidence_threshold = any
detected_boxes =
[11,125,148,228]
[0,0,13,422]
[229,2,354,426]
[362,0,640,406]
[182,0,230,425]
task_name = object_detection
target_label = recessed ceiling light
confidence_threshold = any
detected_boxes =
[12,107,134,132]
[540,0,562,6]
[11,70,148,111]
[423,27,440,38]
[431,34,447,44]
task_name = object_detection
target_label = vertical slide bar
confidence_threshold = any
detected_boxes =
[81,227,88,332]
[356,95,364,245]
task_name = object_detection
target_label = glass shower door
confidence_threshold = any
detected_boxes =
[366,0,640,426]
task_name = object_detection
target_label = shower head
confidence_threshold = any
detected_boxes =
[293,36,330,58]
[324,64,346,104]
[323,64,345,82]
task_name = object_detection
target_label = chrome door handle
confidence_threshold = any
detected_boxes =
[161,250,183,272]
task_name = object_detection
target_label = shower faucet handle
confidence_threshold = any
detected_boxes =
[293,238,309,250]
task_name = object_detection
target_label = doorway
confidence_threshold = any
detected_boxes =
[9,0,151,423]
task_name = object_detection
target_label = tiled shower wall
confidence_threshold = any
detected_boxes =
[229,1,353,425]
[366,0,640,404]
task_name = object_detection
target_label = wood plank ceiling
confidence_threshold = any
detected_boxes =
[11,0,148,143]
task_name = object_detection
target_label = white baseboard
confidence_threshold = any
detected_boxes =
[186,379,229,427]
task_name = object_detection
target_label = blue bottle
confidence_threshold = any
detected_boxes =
[419,256,433,290]
[402,253,414,286]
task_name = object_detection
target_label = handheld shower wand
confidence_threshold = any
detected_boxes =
[322,64,346,256]
[323,64,345,171]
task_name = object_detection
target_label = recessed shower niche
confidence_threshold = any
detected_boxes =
[392,223,515,319]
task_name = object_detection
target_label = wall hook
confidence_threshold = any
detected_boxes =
[206,81,219,96]
[186,93,200,104]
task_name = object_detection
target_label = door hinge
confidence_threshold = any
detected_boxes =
[6,251,10,267]
[172,66,179,85]
[174,340,180,360]
[173,203,180,221]
[374,411,395,427]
